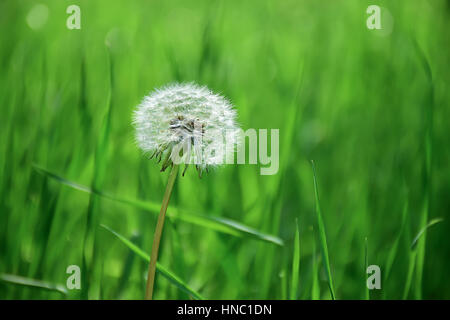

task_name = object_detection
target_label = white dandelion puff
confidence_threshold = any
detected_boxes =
[133,82,240,176]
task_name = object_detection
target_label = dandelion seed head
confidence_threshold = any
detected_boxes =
[133,82,240,175]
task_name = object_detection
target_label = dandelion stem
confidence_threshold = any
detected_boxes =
[145,164,179,300]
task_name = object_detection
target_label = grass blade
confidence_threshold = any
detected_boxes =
[364,237,369,300]
[403,217,442,299]
[311,160,336,300]
[402,251,416,300]
[0,274,67,296]
[311,227,320,300]
[411,217,443,250]
[289,219,300,300]
[100,224,205,300]
[32,165,283,246]
[414,201,428,299]
[201,215,284,246]
[413,39,434,300]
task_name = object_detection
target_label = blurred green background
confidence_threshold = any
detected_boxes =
[0,0,449,300]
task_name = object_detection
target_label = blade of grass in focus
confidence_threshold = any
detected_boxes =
[402,251,416,300]
[311,160,336,300]
[100,224,205,300]
[413,39,434,300]
[403,217,443,299]
[0,274,67,296]
[32,164,283,246]
[411,218,443,250]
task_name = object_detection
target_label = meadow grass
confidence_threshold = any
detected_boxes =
[311,161,335,299]
[289,219,300,300]
[0,0,449,299]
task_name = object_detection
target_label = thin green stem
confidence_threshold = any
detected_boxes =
[145,164,179,300]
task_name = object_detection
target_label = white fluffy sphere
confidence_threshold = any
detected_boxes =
[133,83,240,176]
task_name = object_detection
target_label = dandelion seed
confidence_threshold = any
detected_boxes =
[133,82,240,176]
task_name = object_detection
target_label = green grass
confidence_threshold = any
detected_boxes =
[0,0,449,300]
[0,274,67,296]
[33,164,283,245]
[364,237,369,300]
[311,228,320,300]
[403,217,443,299]
[311,161,336,299]
[100,224,205,300]
[289,219,300,299]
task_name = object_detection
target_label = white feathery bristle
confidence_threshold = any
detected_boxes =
[133,82,240,175]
